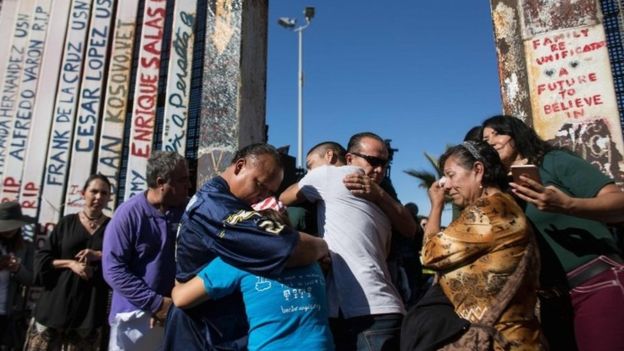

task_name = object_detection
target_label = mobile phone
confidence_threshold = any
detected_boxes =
[510,164,541,185]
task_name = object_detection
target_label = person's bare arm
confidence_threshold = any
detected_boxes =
[511,178,624,223]
[279,183,306,206]
[375,189,419,238]
[425,180,445,236]
[285,233,329,267]
[52,259,92,280]
[171,277,210,309]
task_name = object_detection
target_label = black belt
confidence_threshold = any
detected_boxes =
[567,255,623,289]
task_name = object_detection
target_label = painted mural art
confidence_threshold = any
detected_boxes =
[549,119,624,181]
[525,24,624,182]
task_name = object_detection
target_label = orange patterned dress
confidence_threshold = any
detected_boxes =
[422,192,544,350]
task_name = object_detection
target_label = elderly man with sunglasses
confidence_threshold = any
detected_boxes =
[280,132,417,351]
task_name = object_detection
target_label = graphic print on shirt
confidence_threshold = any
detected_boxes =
[277,271,324,314]
[223,210,285,235]
[255,277,271,291]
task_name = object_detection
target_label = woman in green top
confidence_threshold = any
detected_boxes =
[481,115,624,351]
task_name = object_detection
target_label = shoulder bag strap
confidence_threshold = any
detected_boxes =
[479,239,536,326]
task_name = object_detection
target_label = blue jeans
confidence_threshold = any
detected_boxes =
[330,313,402,351]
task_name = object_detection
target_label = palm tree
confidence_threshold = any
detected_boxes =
[403,152,442,190]
[404,150,454,208]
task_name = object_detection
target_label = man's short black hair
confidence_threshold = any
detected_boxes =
[307,141,346,164]
[231,143,283,168]
[347,132,385,153]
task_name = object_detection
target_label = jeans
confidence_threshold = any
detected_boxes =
[330,313,402,351]
[570,255,624,351]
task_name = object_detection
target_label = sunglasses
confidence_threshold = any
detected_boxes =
[350,152,388,168]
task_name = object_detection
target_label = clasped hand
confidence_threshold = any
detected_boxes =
[69,260,93,280]
[75,249,101,263]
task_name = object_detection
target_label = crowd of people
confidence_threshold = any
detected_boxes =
[0,117,623,351]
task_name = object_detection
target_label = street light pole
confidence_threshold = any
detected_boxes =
[297,27,304,170]
[278,7,315,171]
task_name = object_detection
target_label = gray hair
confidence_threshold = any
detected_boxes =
[146,151,187,188]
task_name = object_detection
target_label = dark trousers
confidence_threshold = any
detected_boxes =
[0,314,28,351]
[330,313,402,351]
[570,256,624,351]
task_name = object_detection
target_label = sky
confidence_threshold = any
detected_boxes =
[265,1,503,224]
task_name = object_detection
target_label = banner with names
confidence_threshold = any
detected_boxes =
[1,0,52,203]
[0,0,19,88]
[0,0,36,184]
[63,0,114,215]
[19,0,72,241]
[38,0,93,229]
[162,0,196,156]
[95,0,140,215]
[123,0,167,200]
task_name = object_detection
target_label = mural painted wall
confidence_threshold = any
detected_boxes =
[525,24,624,181]
[0,0,268,237]
[491,0,624,184]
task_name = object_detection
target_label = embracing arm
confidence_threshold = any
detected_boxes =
[377,190,419,238]
[285,233,328,267]
[279,183,307,206]
[171,277,210,309]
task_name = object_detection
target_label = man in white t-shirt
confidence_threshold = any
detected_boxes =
[281,133,417,351]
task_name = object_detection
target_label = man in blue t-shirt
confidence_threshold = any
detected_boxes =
[163,143,329,350]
